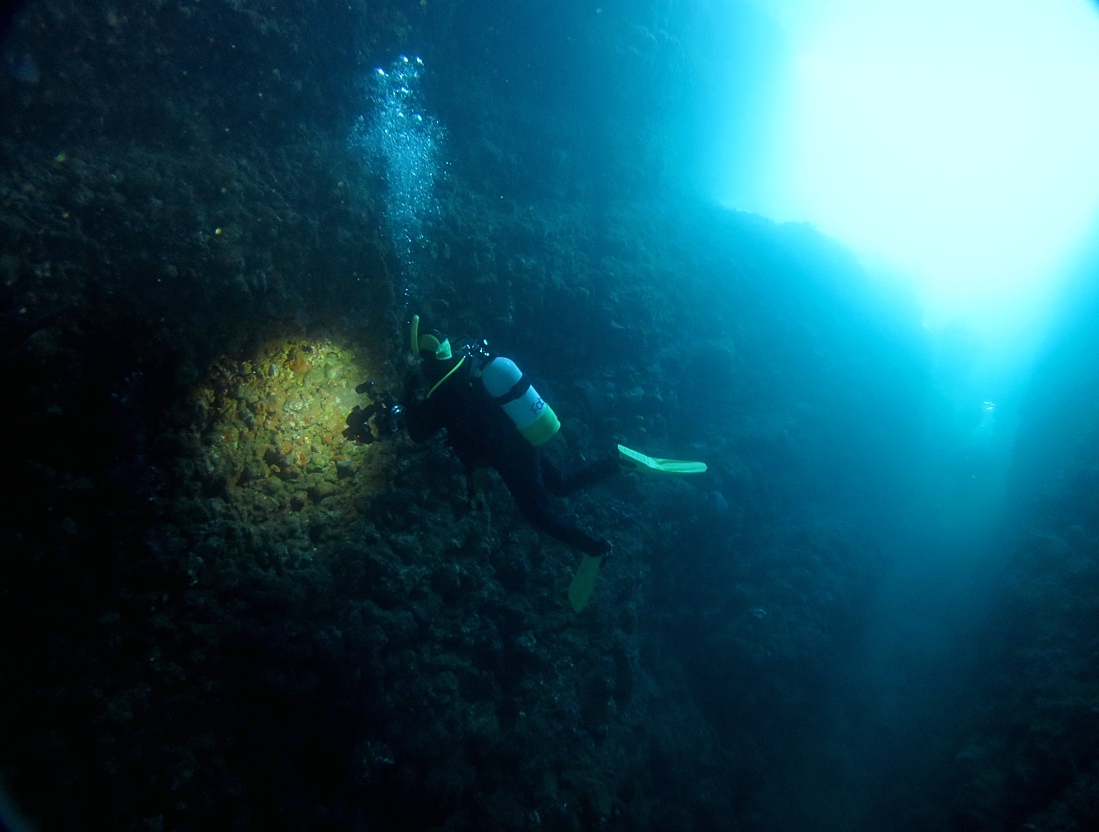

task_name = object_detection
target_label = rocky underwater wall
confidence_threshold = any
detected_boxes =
[0,2,980,831]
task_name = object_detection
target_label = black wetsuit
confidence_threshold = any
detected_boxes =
[405,361,618,556]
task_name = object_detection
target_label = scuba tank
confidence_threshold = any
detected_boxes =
[479,354,561,446]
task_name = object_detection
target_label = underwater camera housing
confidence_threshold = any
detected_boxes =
[343,381,403,444]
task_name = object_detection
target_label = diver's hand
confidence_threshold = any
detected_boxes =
[383,403,406,433]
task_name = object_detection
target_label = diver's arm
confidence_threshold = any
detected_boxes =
[404,395,445,443]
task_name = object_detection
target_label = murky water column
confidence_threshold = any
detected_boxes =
[349,56,443,309]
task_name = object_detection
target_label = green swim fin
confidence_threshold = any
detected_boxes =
[568,554,603,613]
[617,444,707,476]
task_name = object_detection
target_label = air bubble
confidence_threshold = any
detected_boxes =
[348,55,443,301]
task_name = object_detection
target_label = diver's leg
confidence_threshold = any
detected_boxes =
[542,454,620,497]
[497,449,611,556]
[513,490,611,556]
[540,456,568,495]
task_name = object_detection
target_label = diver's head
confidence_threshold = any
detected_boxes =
[417,331,452,362]
[419,332,459,388]
[410,314,458,385]
[411,314,452,361]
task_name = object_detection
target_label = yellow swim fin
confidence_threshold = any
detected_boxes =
[568,554,603,613]
[617,444,707,476]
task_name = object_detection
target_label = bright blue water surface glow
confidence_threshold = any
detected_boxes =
[714,0,1099,385]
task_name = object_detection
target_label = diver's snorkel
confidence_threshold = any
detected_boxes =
[411,314,452,359]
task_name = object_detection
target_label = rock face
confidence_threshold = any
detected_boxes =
[6,1,1078,831]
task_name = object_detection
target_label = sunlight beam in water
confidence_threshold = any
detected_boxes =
[730,0,1099,354]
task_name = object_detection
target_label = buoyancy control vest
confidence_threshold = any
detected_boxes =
[423,337,560,447]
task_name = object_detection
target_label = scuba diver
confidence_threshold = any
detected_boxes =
[346,315,706,611]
